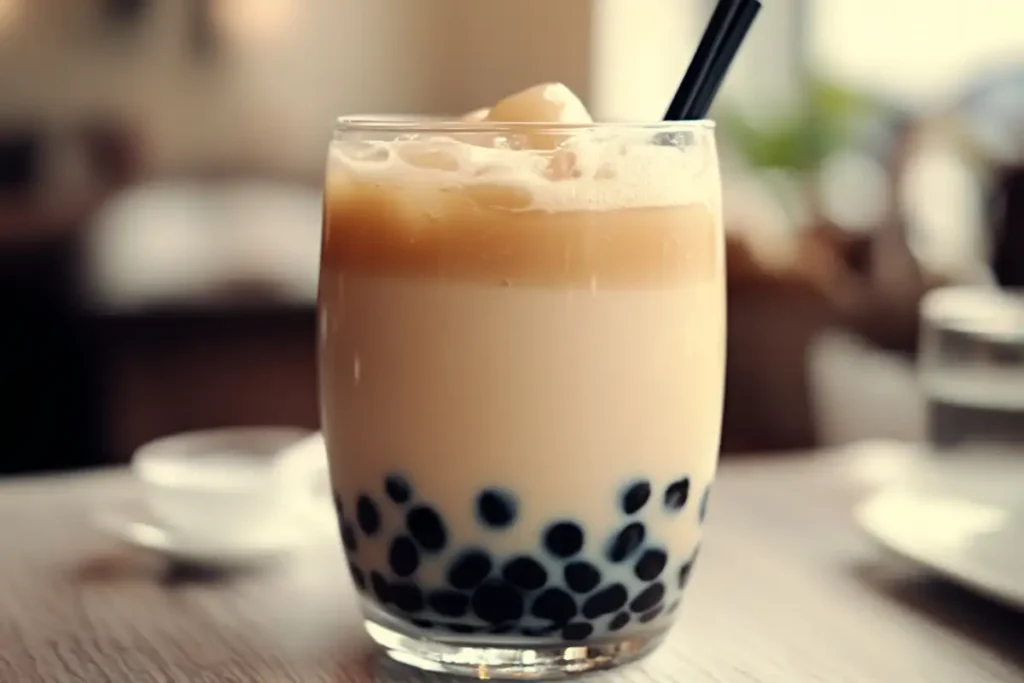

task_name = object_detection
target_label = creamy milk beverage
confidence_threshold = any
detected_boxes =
[319,84,725,675]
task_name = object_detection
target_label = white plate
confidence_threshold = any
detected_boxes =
[854,448,1024,610]
[95,504,313,569]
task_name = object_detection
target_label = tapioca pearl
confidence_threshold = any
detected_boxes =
[581,584,628,619]
[384,474,413,505]
[664,477,690,511]
[543,521,584,558]
[629,581,665,613]
[388,536,420,577]
[638,604,664,624]
[634,548,668,581]
[563,561,601,594]
[444,623,480,634]
[489,623,516,634]
[427,589,470,618]
[411,618,435,629]
[349,564,366,591]
[562,622,593,642]
[501,556,548,591]
[447,550,493,590]
[678,560,694,590]
[699,486,711,522]
[607,522,646,563]
[621,480,651,515]
[608,611,631,631]
[666,599,681,615]
[471,580,525,624]
[370,571,392,604]
[340,523,358,552]
[530,588,578,625]
[356,495,381,535]
[391,582,425,613]
[406,505,447,552]
[476,489,518,529]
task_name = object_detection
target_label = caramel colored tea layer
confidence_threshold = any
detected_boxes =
[323,179,722,287]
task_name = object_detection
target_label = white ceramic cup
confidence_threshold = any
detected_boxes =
[130,427,323,542]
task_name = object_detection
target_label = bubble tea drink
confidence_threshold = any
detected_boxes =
[320,84,725,677]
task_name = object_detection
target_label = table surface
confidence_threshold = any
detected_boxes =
[0,450,1020,683]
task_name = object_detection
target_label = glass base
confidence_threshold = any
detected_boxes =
[364,609,667,679]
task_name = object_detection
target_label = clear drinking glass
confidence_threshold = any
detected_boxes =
[318,120,725,678]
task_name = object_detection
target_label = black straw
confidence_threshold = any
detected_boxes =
[664,0,762,121]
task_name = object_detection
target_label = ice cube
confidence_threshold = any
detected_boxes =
[395,139,465,172]
[543,137,602,181]
[544,149,583,181]
[486,83,593,151]
[487,83,594,124]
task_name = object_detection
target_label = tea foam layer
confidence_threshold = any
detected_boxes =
[328,131,719,213]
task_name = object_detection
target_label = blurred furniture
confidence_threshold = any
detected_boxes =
[0,121,140,474]
[722,233,836,452]
[0,129,39,198]
[95,305,317,463]
[866,62,1024,341]
[992,164,1024,288]
[802,64,1024,447]
[0,449,1018,681]
[727,63,1024,451]
[809,330,925,447]
[84,179,322,463]
[0,232,103,473]
[955,65,1024,288]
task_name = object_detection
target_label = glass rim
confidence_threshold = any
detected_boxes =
[334,117,716,135]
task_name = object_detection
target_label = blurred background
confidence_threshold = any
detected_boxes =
[2,0,1023,473]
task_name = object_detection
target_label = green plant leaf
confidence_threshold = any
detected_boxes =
[717,76,880,171]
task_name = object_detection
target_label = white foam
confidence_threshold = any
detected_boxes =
[328,130,720,212]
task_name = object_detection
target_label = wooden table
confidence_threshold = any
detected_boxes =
[0,451,1020,682]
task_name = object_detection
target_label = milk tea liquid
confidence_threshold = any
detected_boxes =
[320,121,724,642]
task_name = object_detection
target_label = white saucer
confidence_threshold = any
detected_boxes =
[95,503,313,569]
[854,445,1024,611]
